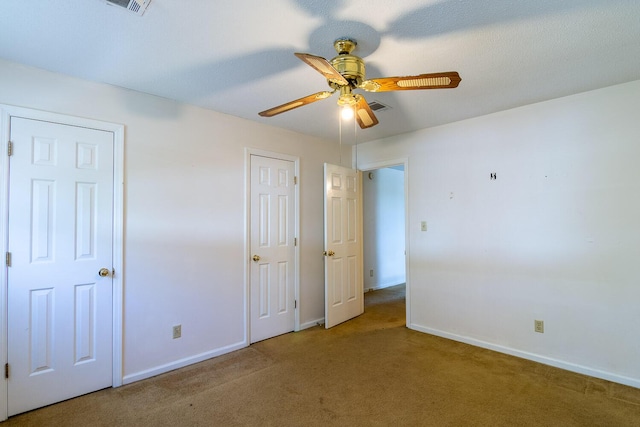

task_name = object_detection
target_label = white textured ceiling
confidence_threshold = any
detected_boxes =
[1,0,639,143]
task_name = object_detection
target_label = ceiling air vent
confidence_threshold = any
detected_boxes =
[104,0,152,16]
[367,100,391,112]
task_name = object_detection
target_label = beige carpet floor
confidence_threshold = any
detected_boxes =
[5,284,640,426]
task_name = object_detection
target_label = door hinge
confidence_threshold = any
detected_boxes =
[7,141,13,157]
[294,176,297,185]
[4,363,8,379]
[294,300,297,309]
[294,237,297,246]
[5,252,11,267]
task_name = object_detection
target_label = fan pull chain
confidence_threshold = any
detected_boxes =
[338,111,343,166]
[354,109,358,170]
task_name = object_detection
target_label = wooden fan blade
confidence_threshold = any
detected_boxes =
[360,71,461,92]
[258,91,333,117]
[354,95,379,129]
[294,53,350,86]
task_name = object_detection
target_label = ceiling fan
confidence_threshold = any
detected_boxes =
[259,38,461,129]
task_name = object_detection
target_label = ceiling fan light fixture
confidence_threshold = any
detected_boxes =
[337,95,357,107]
[337,85,357,107]
[341,106,354,120]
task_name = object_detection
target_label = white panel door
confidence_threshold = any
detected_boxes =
[7,117,114,416]
[250,155,296,343]
[324,163,363,328]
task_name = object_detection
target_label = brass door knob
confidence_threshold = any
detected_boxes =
[252,255,261,262]
[98,268,110,277]
[323,250,335,257]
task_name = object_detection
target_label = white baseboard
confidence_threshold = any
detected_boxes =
[122,319,324,385]
[300,318,324,330]
[364,281,405,293]
[408,323,640,389]
[122,340,247,385]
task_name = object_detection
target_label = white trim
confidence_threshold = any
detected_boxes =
[111,123,125,388]
[244,148,301,345]
[358,158,407,171]
[0,109,10,422]
[409,323,640,390]
[122,340,247,385]
[364,281,405,293]
[358,158,411,326]
[300,318,324,330]
[0,105,125,421]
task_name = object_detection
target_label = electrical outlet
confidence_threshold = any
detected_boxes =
[534,320,544,333]
[173,325,182,339]
[421,221,427,231]
[370,269,374,277]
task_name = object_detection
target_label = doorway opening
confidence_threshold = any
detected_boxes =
[361,163,408,324]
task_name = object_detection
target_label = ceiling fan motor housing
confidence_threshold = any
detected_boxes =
[329,55,365,87]
[329,38,365,88]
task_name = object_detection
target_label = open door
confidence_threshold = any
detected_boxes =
[324,163,364,328]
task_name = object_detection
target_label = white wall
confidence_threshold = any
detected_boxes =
[0,59,349,382]
[355,80,640,388]
[363,168,406,291]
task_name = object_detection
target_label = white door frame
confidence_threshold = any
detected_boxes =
[244,148,300,343]
[0,105,125,421]
[358,158,410,326]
